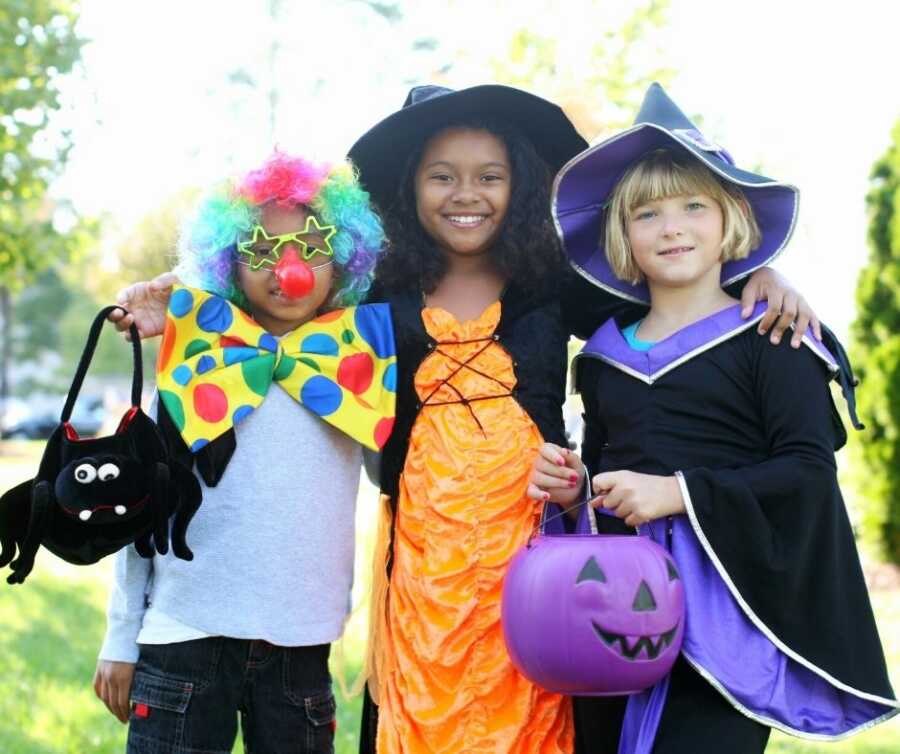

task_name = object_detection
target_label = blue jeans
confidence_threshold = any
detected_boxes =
[127,638,335,754]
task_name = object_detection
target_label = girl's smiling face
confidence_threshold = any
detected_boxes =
[237,203,333,334]
[414,127,511,259]
[626,193,725,291]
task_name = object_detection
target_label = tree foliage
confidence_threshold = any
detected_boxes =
[5,185,193,393]
[850,119,900,564]
[0,0,88,286]
[87,187,200,304]
[489,0,672,141]
[7,258,158,396]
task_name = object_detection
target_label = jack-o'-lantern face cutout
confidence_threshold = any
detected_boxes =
[575,554,681,662]
[502,533,686,696]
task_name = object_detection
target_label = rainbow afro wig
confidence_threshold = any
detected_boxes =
[176,151,384,309]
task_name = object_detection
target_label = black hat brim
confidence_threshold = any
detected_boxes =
[349,85,588,211]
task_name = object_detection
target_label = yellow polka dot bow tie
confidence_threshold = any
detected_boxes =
[156,285,396,452]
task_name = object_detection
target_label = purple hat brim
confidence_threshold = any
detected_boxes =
[552,123,800,304]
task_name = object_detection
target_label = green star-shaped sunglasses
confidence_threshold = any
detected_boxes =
[236,215,337,270]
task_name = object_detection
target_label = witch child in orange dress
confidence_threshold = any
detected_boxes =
[350,86,586,754]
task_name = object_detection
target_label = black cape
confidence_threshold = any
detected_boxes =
[574,303,897,746]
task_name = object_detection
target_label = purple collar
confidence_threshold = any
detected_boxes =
[577,302,837,384]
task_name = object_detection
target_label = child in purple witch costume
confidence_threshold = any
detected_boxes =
[529,83,898,753]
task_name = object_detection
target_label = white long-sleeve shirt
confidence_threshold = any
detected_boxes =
[99,387,362,662]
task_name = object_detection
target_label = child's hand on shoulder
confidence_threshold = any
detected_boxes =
[527,443,585,508]
[741,267,822,348]
[591,470,685,527]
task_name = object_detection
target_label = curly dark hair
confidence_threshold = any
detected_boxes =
[373,116,566,296]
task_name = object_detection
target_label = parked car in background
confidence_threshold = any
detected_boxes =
[0,395,105,440]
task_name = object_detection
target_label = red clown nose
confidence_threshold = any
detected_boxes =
[274,246,315,299]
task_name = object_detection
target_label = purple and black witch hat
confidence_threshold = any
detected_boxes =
[552,83,799,304]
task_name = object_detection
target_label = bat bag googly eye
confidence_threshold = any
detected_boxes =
[0,305,202,585]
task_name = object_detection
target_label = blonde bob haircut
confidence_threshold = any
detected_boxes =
[604,149,762,284]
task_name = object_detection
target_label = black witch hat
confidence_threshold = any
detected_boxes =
[349,84,588,210]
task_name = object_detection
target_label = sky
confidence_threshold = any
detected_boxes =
[51,0,900,340]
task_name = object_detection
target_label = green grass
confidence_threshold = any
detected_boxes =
[0,443,366,753]
[1,441,898,752]
[0,562,129,753]
[0,562,364,753]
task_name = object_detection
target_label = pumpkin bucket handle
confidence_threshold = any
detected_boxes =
[536,497,603,540]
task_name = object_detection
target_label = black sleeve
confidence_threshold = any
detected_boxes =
[681,337,839,504]
[526,302,568,449]
[575,358,607,476]
[574,357,631,536]
[679,337,894,699]
[559,269,647,341]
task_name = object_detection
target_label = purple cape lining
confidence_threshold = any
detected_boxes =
[578,302,837,381]
[616,517,897,754]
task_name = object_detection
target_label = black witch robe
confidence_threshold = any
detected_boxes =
[573,302,898,752]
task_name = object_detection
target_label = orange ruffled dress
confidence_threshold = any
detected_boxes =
[376,302,573,753]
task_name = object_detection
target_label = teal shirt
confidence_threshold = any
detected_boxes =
[621,320,656,352]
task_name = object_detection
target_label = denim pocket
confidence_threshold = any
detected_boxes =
[137,638,223,693]
[282,643,331,706]
[303,689,336,727]
[127,670,193,753]
[302,690,336,754]
[131,670,192,712]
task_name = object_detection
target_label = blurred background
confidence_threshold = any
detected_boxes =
[1,1,898,752]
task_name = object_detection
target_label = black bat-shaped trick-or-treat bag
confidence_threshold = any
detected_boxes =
[0,306,202,584]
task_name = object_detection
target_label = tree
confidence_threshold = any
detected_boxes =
[0,0,90,415]
[6,259,159,398]
[487,0,673,141]
[0,0,86,284]
[86,187,200,305]
[850,119,900,564]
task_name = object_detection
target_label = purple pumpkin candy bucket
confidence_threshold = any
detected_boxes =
[501,504,684,696]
